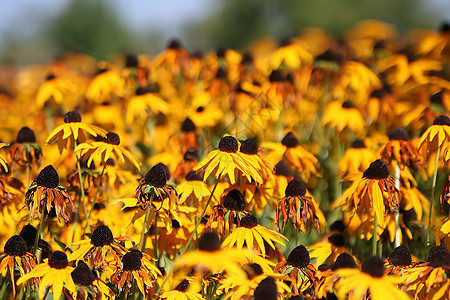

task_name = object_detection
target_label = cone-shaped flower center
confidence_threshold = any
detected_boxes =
[351,139,366,148]
[341,101,355,109]
[16,127,36,143]
[287,245,310,268]
[71,261,95,286]
[171,219,181,229]
[183,147,199,162]
[125,54,138,68]
[285,178,306,197]
[144,163,168,187]
[244,263,263,279]
[198,232,221,252]
[362,159,389,180]
[329,220,346,234]
[275,161,291,177]
[269,70,284,83]
[105,132,120,145]
[332,253,357,270]
[218,136,239,153]
[36,165,60,188]
[91,225,114,247]
[388,245,412,266]
[361,256,384,278]
[4,235,27,257]
[49,251,69,269]
[388,127,410,141]
[240,138,258,155]
[254,277,277,300]
[240,214,258,228]
[433,115,450,126]
[223,189,246,211]
[168,39,182,49]
[196,106,205,113]
[185,170,203,181]
[19,224,37,250]
[328,233,346,247]
[175,279,190,292]
[122,250,143,271]
[181,118,196,132]
[281,132,299,148]
[428,247,450,267]
[64,111,82,123]
[46,74,56,81]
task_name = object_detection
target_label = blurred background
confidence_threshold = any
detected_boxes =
[1,0,449,64]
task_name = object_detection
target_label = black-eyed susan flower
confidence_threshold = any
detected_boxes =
[276,178,324,232]
[8,126,42,168]
[222,213,287,256]
[308,233,351,267]
[253,276,279,300]
[75,132,141,170]
[418,115,450,156]
[381,127,422,169]
[109,249,160,296]
[239,138,274,182]
[384,245,415,275]
[0,235,36,295]
[274,245,316,295]
[194,136,263,185]
[126,87,170,124]
[24,165,77,225]
[322,100,366,136]
[334,255,409,300]
[338,139,377,177]
[17,251,77,300]
[340,159,400,228]
[176,171,210,206]
[69,224,129,269]
[70,260,114,299]
[46,111,107,153]
[35,74,76,109]
[85,67,125,103]
[159,278,203,300]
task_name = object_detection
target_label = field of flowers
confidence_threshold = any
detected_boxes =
[0,19,449,299]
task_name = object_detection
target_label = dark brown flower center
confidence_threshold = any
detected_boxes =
[91,225,114,247]
[269,70,284,83]
[281,132,299,148]
[428,247,450,267]
[181,118,196,132]
[168,39,182,49]
[46,74,56,81]
[240,214,258,228]
[19,224,37,250]
[244,263,263,279]
[223,189,246,211]
[125,54,138,68]
[49,251,69,269]
[183,148,199,162]
[388,245,412,266]
[218,136,239,153]
[285,178,306,197]
[144,163,168,187]
[171,219,181,229]
[93,203,106,210]
[16,127,36,143]
[254,277,277,300]
[196,106,205,113]
[433,115,450,126]
[328,233,346,247]
[216,68,227,79]
[361,256,384,278]
[4,235,27,257]
[185,170,203,181]
[64,111,82,123]
[329,220,346,234]
[362,159,389,180]
[240,138,259,155]
[332,253,357,270]
[122,250,143,271]
[175,279,190,292]
[198,232,221,252]
[341,101,355,109]
[287,245,310,268]
[71,261,95,286]
[388,127,410,141]
[275,161,292,177]
[105,132,120,145]
[36,165,60,188]
[351,139,366,148]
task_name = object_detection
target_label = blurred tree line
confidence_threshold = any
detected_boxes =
[0,0,444,63]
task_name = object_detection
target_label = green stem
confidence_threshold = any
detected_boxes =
[154,214,158,260]
[82,164,106,236]
[373,212,378,255]
[394,162,401,248]
[33,206,46,258]
[25,162,30,187]
[427,146,441,247]
[139,194,154,252]
[75,150,90,233]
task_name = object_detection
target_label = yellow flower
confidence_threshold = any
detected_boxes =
[75,132,141,170]
[86,68,125,103]
[418,115,450,157]
[35,74,76,109]
[381,127,422,168]
[222,214,287,256]
[270,38,313,69]
[126,88,170,124]
[17,251,77,300]
[8,127,42,168]
[322,100,366,136]
[335,256,409,300]
[176,171,210,205]
[194,136,263,185]
[308,233,350,267]
[70,261,115,300]
[338,139,377,177]
[160,278,203,300]
[46,111,107,153]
